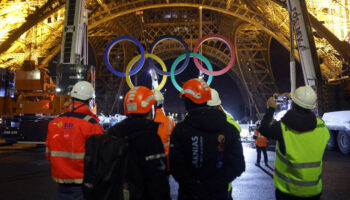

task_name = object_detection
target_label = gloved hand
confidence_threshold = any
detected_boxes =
[267,97,277,109]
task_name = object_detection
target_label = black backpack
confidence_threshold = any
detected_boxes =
[83,133,142,200]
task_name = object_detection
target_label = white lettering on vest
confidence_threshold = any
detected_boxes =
[192,136,199,168]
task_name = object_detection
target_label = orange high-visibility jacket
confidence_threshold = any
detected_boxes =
[254,129,267,147]
[154,108,175,159]
[46,102,103,184]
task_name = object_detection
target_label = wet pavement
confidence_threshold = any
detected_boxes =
[0,143,349,200]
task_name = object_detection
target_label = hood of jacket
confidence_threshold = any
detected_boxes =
[184,107,228,133]
[281,109,317,132]
[109,117,159,137]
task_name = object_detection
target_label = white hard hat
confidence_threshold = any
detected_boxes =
[70,81,94,101]
[292,85,317,109]
[153,90,164,106]
[207,89,221,106]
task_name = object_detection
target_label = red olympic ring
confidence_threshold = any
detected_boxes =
[193,34,236,76]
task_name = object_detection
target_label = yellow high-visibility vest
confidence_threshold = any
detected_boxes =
[274,118,329,197]
[224,111,241,133]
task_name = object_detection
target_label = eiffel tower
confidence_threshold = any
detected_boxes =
[0,0,349,118]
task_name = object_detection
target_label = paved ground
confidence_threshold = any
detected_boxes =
[0,143,349,200]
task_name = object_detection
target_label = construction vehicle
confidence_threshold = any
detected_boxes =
[323,110,350,154]
[287,0,350,154]
[321,76,350,154]
[0,60,70,143]
[0,0,91,144]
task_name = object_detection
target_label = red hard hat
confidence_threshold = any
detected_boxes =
[180,79,211,104]
[124,86,156,115]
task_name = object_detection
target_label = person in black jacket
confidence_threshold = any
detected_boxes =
[169,79,245,200]
[107,86,170,200]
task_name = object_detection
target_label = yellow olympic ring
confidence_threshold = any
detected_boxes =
[126,53,167,91]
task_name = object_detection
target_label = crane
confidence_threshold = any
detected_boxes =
[56,0,92,95]
[0,0,94,144]
[286,0,323,113]
[287,0,350,154]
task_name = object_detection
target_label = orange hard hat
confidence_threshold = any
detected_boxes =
[180,79,211,104]
[124,86,156,115]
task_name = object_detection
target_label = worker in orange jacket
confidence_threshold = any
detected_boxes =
[153,90,175,170]
[253,122,268,167]
[46,81,103,200]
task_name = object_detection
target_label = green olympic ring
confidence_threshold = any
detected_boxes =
[170,53,213,92]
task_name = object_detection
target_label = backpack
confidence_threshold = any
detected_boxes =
[83,133,142,200]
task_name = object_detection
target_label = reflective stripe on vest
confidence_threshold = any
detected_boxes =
[276,150,321,169]
[53,177,83,184]
[163,142,170,148]
[145,153,166,161]
[83,115,93,122]
[275,168,322,186]
[163,118,173,148]
[274,118,330,197]
[46,148,85,159]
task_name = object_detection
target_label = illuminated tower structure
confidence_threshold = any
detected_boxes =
[0,0,348,116]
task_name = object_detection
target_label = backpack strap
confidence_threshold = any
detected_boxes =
[60,112,98,124]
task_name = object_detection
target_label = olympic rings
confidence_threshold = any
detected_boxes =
[104,36,145,77]
[170,53,214,92]
[125,53,167,91]
[149,35,190,76]
[104,34,235,91]
[193,34,236,76]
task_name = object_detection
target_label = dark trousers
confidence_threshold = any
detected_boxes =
[275,188,321,200]
[256,146,268,165]
[56,184,84,200]
[178,182,231,200]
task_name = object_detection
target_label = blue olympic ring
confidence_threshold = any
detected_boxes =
[104,36,145,77]
[149,35,190,76]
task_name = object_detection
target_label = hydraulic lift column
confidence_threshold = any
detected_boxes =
[287,0,324,114]
[56,0,91,95]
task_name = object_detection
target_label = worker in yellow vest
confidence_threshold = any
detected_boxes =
[259,86,329,200]
[207,88,241,200]
[207,88,241,133]
[253,122,268,167]
[153,90,175,171]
